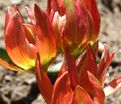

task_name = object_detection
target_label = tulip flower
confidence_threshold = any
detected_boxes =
[47,0,100,56]
[35,43,121,104]
[0,4,57,72]
[35,52,94,104]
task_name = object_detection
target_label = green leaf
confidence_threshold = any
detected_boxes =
[0,48,11,62]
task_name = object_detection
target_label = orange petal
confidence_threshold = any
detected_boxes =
[82,0,100,40]
[0,58,26,72]
[52,71,73,104]
[13,5,24,22]
[104,76,121,96]
[62,1,89,55]
[52,11,66,49]
[4,7,12,32]
[5,6,24,32]
[35,53,53,104]
[34,4,57,66]
[71,85,94,104]
[79,44,98,92]
[97,44,115,85]
[5,12,36,70]
[83,44,98,76]
[87,71,105,104]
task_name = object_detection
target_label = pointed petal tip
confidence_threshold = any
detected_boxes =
[52,71,73,104]
[72,85,94,104]
[103,44,115,63]
[34,4,40,12]
[25,6,35,24]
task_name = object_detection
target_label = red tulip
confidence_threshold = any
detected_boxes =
[0,1,120,104]
[35,39,121,104]
[0,4,57,72]
[35,52,94,104]
[57,43,121,104]
[48,0,100,56]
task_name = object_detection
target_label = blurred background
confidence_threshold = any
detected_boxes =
[0,0,121,104]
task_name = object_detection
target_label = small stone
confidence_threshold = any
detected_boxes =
[10,0,22,5]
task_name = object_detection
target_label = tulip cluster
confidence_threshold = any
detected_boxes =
[36,43,121,104]
[0,0,121,104]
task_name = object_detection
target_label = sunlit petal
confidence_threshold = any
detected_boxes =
[88,71,105,104]
[52,71,73,104]
[35,53,53,103]
[5,12,36,70]
[34,4,57,67]
[0,58,26,72]
[71,85,94,104]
